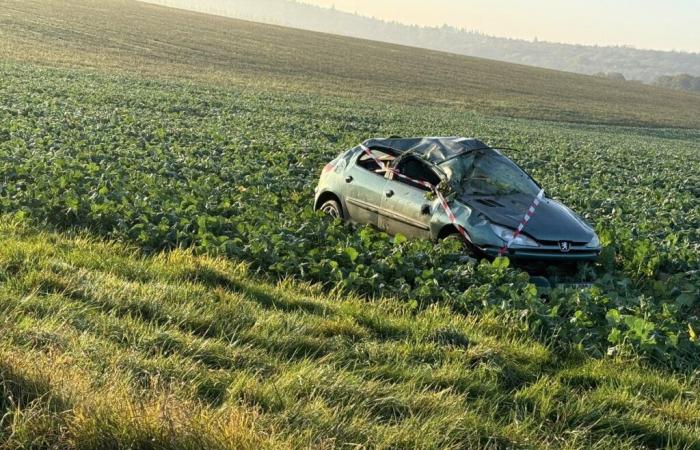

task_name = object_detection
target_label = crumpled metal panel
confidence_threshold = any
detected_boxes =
[360,137,489,164]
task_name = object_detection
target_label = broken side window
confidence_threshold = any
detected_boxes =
[393,156,441,191]
[357,148,396,175]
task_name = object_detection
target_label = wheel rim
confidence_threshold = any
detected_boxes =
[321,204,340,218]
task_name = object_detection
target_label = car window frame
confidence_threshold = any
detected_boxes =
[388,154,443,192]
[355,147,397,176]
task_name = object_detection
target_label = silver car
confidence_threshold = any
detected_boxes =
[314,137,601,262]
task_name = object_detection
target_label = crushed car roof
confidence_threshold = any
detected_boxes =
[361,137,491,164]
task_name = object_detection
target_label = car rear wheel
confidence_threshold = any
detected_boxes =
[320,199,343,219]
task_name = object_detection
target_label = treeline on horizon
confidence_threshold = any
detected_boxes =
[654,73,700,93]
[141,0,700,88]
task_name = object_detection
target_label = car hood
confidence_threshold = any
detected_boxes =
[460,193,595,243]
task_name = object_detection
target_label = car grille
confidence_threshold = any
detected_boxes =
[511,249,597,255]
[536,240,589,247]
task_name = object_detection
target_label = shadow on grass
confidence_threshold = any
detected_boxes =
[0,361,71,414]
[574,411,699,450]
[184,265,332,317]
[0,360,73,443]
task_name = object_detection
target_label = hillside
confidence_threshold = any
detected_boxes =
[142,0,700,83]
[1,0,699,128]
[1,219,699,449]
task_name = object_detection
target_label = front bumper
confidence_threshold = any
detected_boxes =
[483,245,601,261]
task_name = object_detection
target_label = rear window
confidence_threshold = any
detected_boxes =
[357,148,396,174]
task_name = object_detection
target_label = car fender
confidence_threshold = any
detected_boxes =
[429,200,474,240]
[431,200,501,248]
[314,186,349,215]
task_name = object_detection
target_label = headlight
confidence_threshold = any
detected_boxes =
[586,233,600,248]
[490,224,539,247]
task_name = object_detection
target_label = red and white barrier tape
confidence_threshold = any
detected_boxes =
[498,188,545,256]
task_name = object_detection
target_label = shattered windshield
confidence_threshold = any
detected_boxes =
[444,149,540,197]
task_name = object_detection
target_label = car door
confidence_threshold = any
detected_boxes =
[344,148,395,227]
[378,156,441,240]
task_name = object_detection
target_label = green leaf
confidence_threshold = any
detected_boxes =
[344,247,359,263]
[359,227,373,243]
[393,233,407,245]
[524,283,538,299]
[549,305,559,317]
[667,332,679,348]
[676,292,697,308]
[608,327,621,344]
[492,256,509,270]
[606,309,621,325]
[624,316,655,340]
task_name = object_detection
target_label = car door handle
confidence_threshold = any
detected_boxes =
[421,204,431,215]
[345,176,353,183]
[384,190,394,198]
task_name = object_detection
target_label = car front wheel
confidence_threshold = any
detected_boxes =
[320,199,343,219]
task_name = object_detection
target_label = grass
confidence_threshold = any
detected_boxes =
[1,217,699,449]
[1,0,700,129]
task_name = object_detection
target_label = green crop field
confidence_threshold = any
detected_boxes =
[0,0,699,449]
[2,0,700,128]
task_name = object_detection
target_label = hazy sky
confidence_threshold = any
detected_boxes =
[300,0,700,52]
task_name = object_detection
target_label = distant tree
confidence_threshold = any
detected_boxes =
[594,72,627,81]
[654,74,700,93]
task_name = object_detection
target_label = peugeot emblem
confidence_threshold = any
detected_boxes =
[559,241,571,253]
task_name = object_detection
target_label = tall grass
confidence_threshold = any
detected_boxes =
[1,218,698,449]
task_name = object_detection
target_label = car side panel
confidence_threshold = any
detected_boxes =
[378,179,433,239]
[343,164,387,227]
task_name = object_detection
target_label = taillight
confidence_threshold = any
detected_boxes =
[323,163,335,174]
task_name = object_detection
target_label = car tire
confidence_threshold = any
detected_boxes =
[320,199,343,219]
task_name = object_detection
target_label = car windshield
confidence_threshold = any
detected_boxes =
[446,149,540,197]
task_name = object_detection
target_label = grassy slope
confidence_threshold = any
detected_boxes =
[0,0,699,129]
[1,218,699,449]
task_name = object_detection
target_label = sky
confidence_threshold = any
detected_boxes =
[299,0,700,53]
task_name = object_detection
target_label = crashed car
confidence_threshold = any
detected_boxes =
[314,137,601,262]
